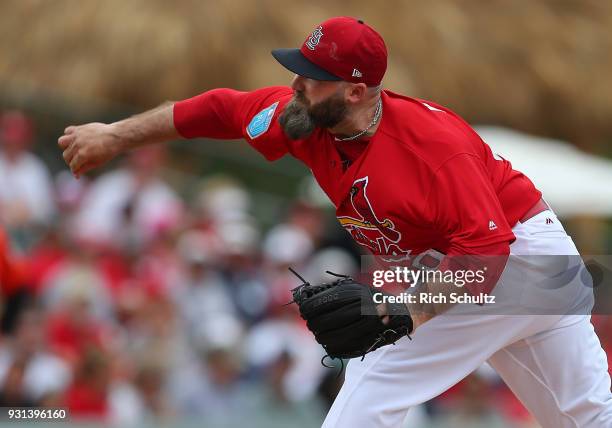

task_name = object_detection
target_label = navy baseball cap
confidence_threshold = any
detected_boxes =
[271,16,387,86]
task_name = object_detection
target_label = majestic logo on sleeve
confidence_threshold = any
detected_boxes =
[305,26,324,50]
[337,177,411,262]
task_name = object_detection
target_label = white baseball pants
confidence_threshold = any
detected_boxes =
[323,210,612,428]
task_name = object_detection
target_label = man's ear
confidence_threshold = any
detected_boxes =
[345,83,367,105]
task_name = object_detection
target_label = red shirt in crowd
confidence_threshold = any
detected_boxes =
[0,227,26,296]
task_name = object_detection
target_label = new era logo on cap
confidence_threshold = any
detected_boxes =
[271,16,387,86]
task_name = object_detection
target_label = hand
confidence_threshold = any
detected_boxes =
[58,122,123,178]
[408,310,433,331]
[377,302,431,331]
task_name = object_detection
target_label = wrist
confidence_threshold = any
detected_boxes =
[406,302,434,331]
[413,310,432,331]
[108,121,130,155]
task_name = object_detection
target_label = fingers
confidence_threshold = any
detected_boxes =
[62,141,78,164]
[58,127,83,174]
[74,161,98,177]
[376,303,390,325]
[70,153,100,177]
[69,153,84,176]
[57,133,75,150]
[59,123,108,178]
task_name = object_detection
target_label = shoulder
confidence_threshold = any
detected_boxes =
[242,86,292,140]
[380,90,484,170]
[242,86,293,109]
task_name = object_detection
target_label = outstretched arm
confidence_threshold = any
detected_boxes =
[58,86,292,177]
[58,102,178,178]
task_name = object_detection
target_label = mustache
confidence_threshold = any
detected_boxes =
[292,91,309,106]
[279,95,315,140]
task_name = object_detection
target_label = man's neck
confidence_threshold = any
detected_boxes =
[329,95,382,140]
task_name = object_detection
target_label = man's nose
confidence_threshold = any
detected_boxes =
[291,74,305,91]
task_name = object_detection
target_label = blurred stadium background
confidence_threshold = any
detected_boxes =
[1,1,612,427]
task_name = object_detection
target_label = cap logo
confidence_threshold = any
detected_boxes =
[352,68,362,78]
[305,26,324,50]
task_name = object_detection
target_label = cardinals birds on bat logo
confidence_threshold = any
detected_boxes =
[338,177,411,262]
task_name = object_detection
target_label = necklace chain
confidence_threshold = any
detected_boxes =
[334,98,382,142]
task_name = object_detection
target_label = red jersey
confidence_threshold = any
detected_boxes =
[174,86,541,264]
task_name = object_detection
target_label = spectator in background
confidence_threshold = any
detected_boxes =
[0,226,27,300]
[132,361,174,422]
[108,356,175,426]
[44,284,114,367]
[284,201,327,248]
[64,348,111,421]
[193,176,253,226]
[73,145,182,252]
[215,218,270,324]
[0,111,56,250]
[262,221,314,310]
[168,319,252,425]
[0,306,71,406]
[174,230,238,343]
[39,240,115,322]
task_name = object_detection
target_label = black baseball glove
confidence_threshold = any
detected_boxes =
[289,269,413,361]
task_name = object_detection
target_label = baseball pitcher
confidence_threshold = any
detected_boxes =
[58,17,612,428]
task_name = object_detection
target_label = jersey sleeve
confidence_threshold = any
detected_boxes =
[425,154,513,295]
[173,86,293,161]
[426,153,515,254]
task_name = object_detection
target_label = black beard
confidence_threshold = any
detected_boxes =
[279,92,348,140]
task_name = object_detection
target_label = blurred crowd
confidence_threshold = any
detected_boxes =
[0,110,610,428]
